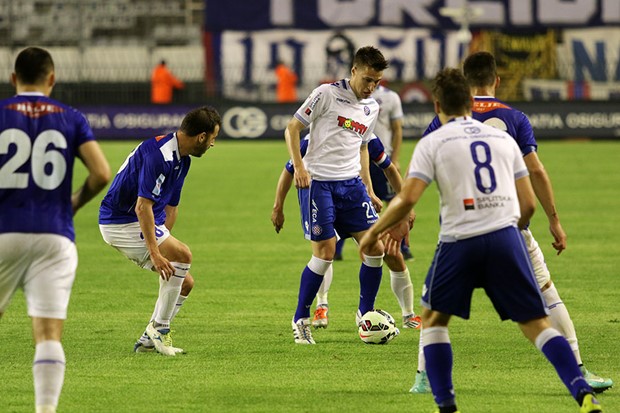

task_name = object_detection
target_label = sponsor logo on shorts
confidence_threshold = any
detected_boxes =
[311,200,318,223]
[463,198,475,210]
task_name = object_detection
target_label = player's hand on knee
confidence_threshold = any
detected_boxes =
[152,253,175,280]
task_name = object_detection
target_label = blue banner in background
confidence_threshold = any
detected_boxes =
[204,0,620,31]
[81,103,620,140]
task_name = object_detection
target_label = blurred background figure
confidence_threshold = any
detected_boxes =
[274,60,298,103]
[151,60,185,104]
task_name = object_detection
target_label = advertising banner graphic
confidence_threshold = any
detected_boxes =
[80,103,620,141]
[204,0,620,31]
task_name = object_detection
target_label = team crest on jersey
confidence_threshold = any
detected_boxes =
[363,106,370,116]
[463,198,475,210]
[337,116,368,134]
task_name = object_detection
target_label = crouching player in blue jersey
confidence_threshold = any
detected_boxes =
[359,68,602,413]
[0,47,111,413]
[410,51,612,395]
[99,106,220,356]
[271,134,420,330]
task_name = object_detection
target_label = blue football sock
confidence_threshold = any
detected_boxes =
[335,238,345,255]
[540,335,592,400]
[424,341,455,407]
[358,263,382,315]
[294,266,324,322]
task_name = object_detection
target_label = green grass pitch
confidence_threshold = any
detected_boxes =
[3,139,619,412]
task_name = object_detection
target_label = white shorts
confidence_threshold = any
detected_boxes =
[99,222,170,270]
[521,228,551,288]
[0,233,78,319]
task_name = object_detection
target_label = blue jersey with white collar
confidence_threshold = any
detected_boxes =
[424,96,537,156]
[99,133,190,225]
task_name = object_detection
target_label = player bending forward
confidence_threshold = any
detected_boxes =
[99,106,221,356]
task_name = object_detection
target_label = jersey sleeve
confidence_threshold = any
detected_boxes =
[74,109,96,148]
[422,116,441,137]
[368,135,391,169]
[389,91,404,120]
[407,136,434,184]
[294,84,330,127]
[515,112,537,156]
[137,149,167,202]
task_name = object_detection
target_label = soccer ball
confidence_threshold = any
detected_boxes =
[358,309,400,344]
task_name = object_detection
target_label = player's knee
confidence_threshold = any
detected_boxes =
[181,273,194,295]
[361,240,384,257]
[176,243,192,264]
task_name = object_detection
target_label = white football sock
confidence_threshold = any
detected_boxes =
[390,268,414,316]
[543,283,581,364]
[33,340,65,411]
[417,326,426,372]
[154,262,189,327]
[316,264,333,307]
[172,294,187,320]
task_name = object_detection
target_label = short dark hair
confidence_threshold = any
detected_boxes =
[180,106,221,137]
[14,47,54,85]
[353,46,389,72]
[431,68,472,116]
[463,51,497,88]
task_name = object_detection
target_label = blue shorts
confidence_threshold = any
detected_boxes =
[370,163,395,202]
[298,177,378,241]
[421,226,548,322]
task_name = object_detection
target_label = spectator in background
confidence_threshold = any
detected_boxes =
[275,60,298,103]
[151,60,184,105]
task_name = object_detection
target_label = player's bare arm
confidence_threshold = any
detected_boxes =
[135,196,175,280]
[271,168,294,233]
[515,175,536,230]
[72,140,110,214]
[284,117,310,189]
[382,163,415,242]
[164,205,178,231]
[523,151,566,253]
[360,144,382,212]
[359,177,427,257]
[390,118,403,171]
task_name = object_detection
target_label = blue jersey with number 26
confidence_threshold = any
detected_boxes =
[0,93,95,241]
[99,133,190,226]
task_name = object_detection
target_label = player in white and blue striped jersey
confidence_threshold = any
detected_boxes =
[0,47,110,413]
[360,68,602,413]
